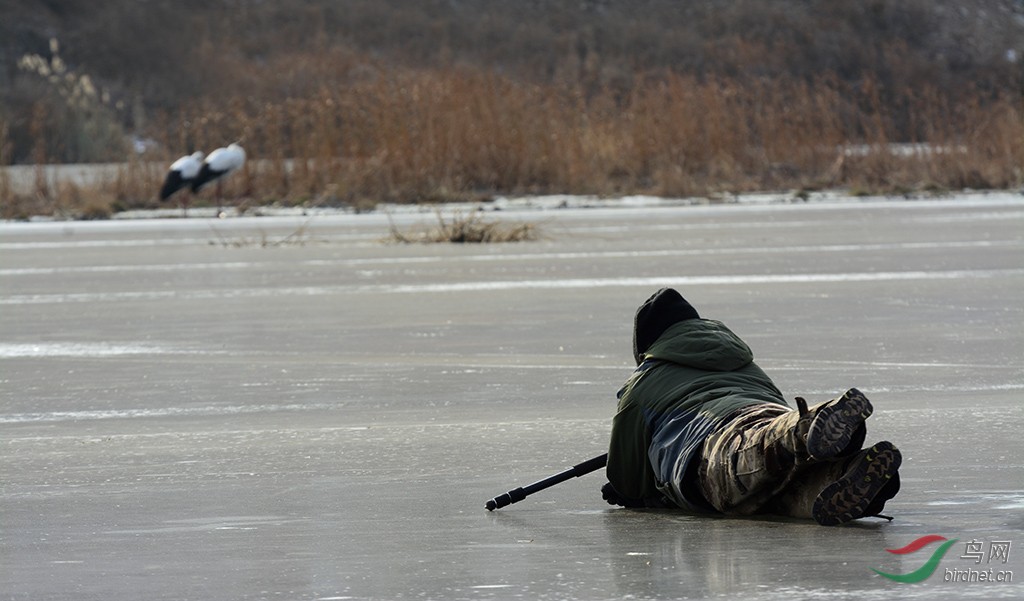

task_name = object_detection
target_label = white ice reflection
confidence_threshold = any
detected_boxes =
[0,402,345,423]
[0,342,198,358]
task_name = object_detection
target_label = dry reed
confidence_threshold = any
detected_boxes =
[386,209,540,244]
[3,66,1022,220]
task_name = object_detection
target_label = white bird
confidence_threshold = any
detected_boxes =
[190,142,246,217]
[159,150,204,216]
[191,142,246,193]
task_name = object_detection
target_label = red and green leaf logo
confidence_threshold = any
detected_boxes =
[873,535,959,583]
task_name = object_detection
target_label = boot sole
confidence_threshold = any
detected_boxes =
[812,441,902,526]
[806,388,873,460]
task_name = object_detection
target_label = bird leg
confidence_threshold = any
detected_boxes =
[216,180,224,218]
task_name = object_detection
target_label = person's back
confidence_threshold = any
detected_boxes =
[607,318,787,509]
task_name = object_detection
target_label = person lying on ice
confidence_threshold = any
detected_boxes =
[603,288,902,526]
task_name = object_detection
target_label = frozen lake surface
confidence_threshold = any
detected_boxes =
[2,194,1023,600]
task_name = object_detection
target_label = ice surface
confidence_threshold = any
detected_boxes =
[2,194,1022,600]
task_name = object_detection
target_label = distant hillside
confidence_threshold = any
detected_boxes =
[2,0,1022,164]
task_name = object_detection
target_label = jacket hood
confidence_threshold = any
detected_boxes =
[632,288,700,364]
[642,318,754,371]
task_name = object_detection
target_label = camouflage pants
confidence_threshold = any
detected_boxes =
[696,404,844,517]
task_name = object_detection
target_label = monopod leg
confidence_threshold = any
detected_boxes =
[485,454,608,511]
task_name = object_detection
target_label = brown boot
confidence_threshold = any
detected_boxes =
[813,441,902,526]
[763,388,873,463]
[763,441,902,524]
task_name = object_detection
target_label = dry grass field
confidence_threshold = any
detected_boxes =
[1,1,1022,219]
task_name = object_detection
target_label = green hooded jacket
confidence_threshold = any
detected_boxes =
[607,318,788,510]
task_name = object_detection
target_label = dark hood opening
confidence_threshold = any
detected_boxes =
[632,287,700,365]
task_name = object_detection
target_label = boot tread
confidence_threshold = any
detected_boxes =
[812,441,902,526]
[806,388,874,460]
